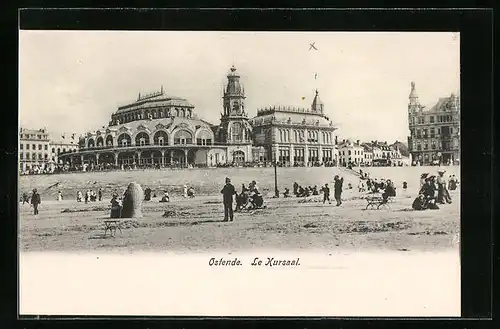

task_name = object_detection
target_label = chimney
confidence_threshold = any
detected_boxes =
[357,140,360,145]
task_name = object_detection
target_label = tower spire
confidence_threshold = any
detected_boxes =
[311,89,324,113]
[409,81,420,107]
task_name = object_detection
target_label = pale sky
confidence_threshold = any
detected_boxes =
[19,31,460,143]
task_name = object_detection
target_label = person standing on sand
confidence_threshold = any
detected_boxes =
[183,184,188,198]
[98,188,103,201]
[334,175,344,206]
[31,188,41,215]
[322,183,331,204]
[22,192,29,205]
[57,191,63,201]
[221,177,237,222]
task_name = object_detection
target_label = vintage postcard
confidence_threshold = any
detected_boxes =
[18,30,461,317]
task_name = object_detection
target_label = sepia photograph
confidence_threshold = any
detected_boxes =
[18,30,461,317]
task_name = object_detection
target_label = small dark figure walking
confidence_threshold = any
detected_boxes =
[221,177,237,222]
[31,188,41,215]
[402,181,407,191]
[22,192,29,205]
[98,188,103,201]
[322,183,331,204]
[334,175,344,206]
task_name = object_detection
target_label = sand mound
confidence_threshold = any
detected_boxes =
[407,230,448,236]
[61,206,110,213]
[162,210,191,217]
[298,198,322,203]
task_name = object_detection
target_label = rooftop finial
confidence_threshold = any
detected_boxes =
[138,92,141,100]
[409,81,419,101]
[161,85,164,93]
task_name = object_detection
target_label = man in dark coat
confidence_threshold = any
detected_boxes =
[144,187,152,201]
[382,179,396,201]
[334,175,344,206]
[322,183,331,204]
[98,188,103,201]
[221,177,237,222]
[293,182,299,196]
[31,188,41,215]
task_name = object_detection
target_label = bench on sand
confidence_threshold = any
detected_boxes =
[103,220,123,237]
[365,196,394,210]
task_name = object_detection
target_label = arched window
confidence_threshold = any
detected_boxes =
[87,138,95,148]
[117,133,132,147]
[96,136,104,147]
[233,150,245,164]
[196,130,213,146]
[106,135,113,146]
[52,148,55,153]
[174,130,193,145]
[57,148,61,154]
[153,131,169,146]
[232,122,242,142]
[135,132,150,146]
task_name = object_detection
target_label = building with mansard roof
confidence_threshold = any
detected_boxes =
[59,65,339,168]
[249,89,338,166]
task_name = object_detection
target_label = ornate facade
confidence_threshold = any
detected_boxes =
[407,82,460,166]
[249,90,338,166]
[60,66,338,168]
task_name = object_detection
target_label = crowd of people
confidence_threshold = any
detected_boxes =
[21,159,345,177]
[411,170,458,211]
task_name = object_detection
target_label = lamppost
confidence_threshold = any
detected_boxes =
[271,147,279,197]
[274,158,279,198]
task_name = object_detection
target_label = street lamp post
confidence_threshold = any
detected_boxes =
[274,159,279,198]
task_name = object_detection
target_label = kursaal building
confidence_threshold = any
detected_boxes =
[62,66,339,167]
